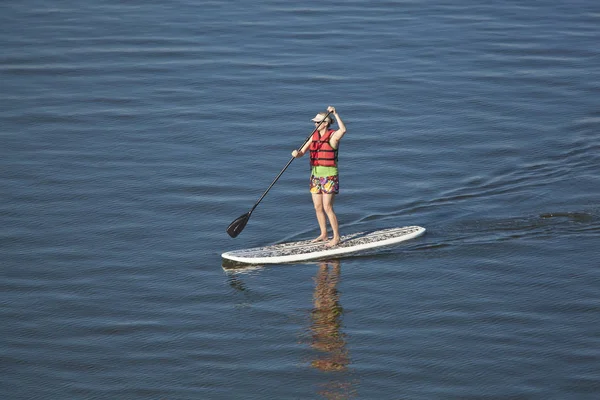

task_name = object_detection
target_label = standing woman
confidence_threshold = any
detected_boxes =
[292,106,347,247]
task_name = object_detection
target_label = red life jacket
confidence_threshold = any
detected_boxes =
[309,129,338,167]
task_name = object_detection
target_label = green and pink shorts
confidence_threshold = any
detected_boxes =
[310,175,339,194]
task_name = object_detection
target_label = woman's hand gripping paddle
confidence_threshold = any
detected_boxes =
[226,111,332,238]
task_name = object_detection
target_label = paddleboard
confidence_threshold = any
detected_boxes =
[222,226,425,264]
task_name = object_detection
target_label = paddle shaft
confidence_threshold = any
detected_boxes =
[248,111,333,214]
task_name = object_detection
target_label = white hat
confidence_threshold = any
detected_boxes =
[311,112,332,124]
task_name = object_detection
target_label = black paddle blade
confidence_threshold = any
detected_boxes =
[226,211,252,238]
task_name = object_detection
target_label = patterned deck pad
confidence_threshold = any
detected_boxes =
[222,226,425,263]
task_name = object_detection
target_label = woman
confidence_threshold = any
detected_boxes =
[292,106,347,247]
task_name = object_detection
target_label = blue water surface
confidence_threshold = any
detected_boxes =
[2,1,599,399]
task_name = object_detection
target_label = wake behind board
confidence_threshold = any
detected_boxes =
[222,226,425,265]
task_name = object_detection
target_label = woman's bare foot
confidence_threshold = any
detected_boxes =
[311,235,328,243]
[325,238,340,248]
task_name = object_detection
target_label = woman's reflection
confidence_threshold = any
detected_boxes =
[310,259,350,372]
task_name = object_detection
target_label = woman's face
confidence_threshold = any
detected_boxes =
[314,120,329,129]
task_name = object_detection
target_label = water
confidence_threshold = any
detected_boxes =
[2,1,599,398]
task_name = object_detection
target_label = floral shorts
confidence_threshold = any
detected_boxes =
[310,175,339,194]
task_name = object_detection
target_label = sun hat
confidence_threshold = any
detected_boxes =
[311,112,333,124]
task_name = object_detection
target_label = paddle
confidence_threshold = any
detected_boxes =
[226,111,333,238]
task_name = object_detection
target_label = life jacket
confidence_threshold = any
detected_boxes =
[309,129,338,167]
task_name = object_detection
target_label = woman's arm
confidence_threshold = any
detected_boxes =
[328,106,347,148]
[292,137,312,158]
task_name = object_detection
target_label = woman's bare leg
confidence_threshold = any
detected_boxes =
[322,193,340,247]
[311,193,328,242]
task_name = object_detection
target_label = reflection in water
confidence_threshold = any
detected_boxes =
[224,260,356,398]
[310,259,349,371]
[310,260,356,399]
[227,274,248,292]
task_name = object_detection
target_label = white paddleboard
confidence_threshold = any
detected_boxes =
[222,226,425,264]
